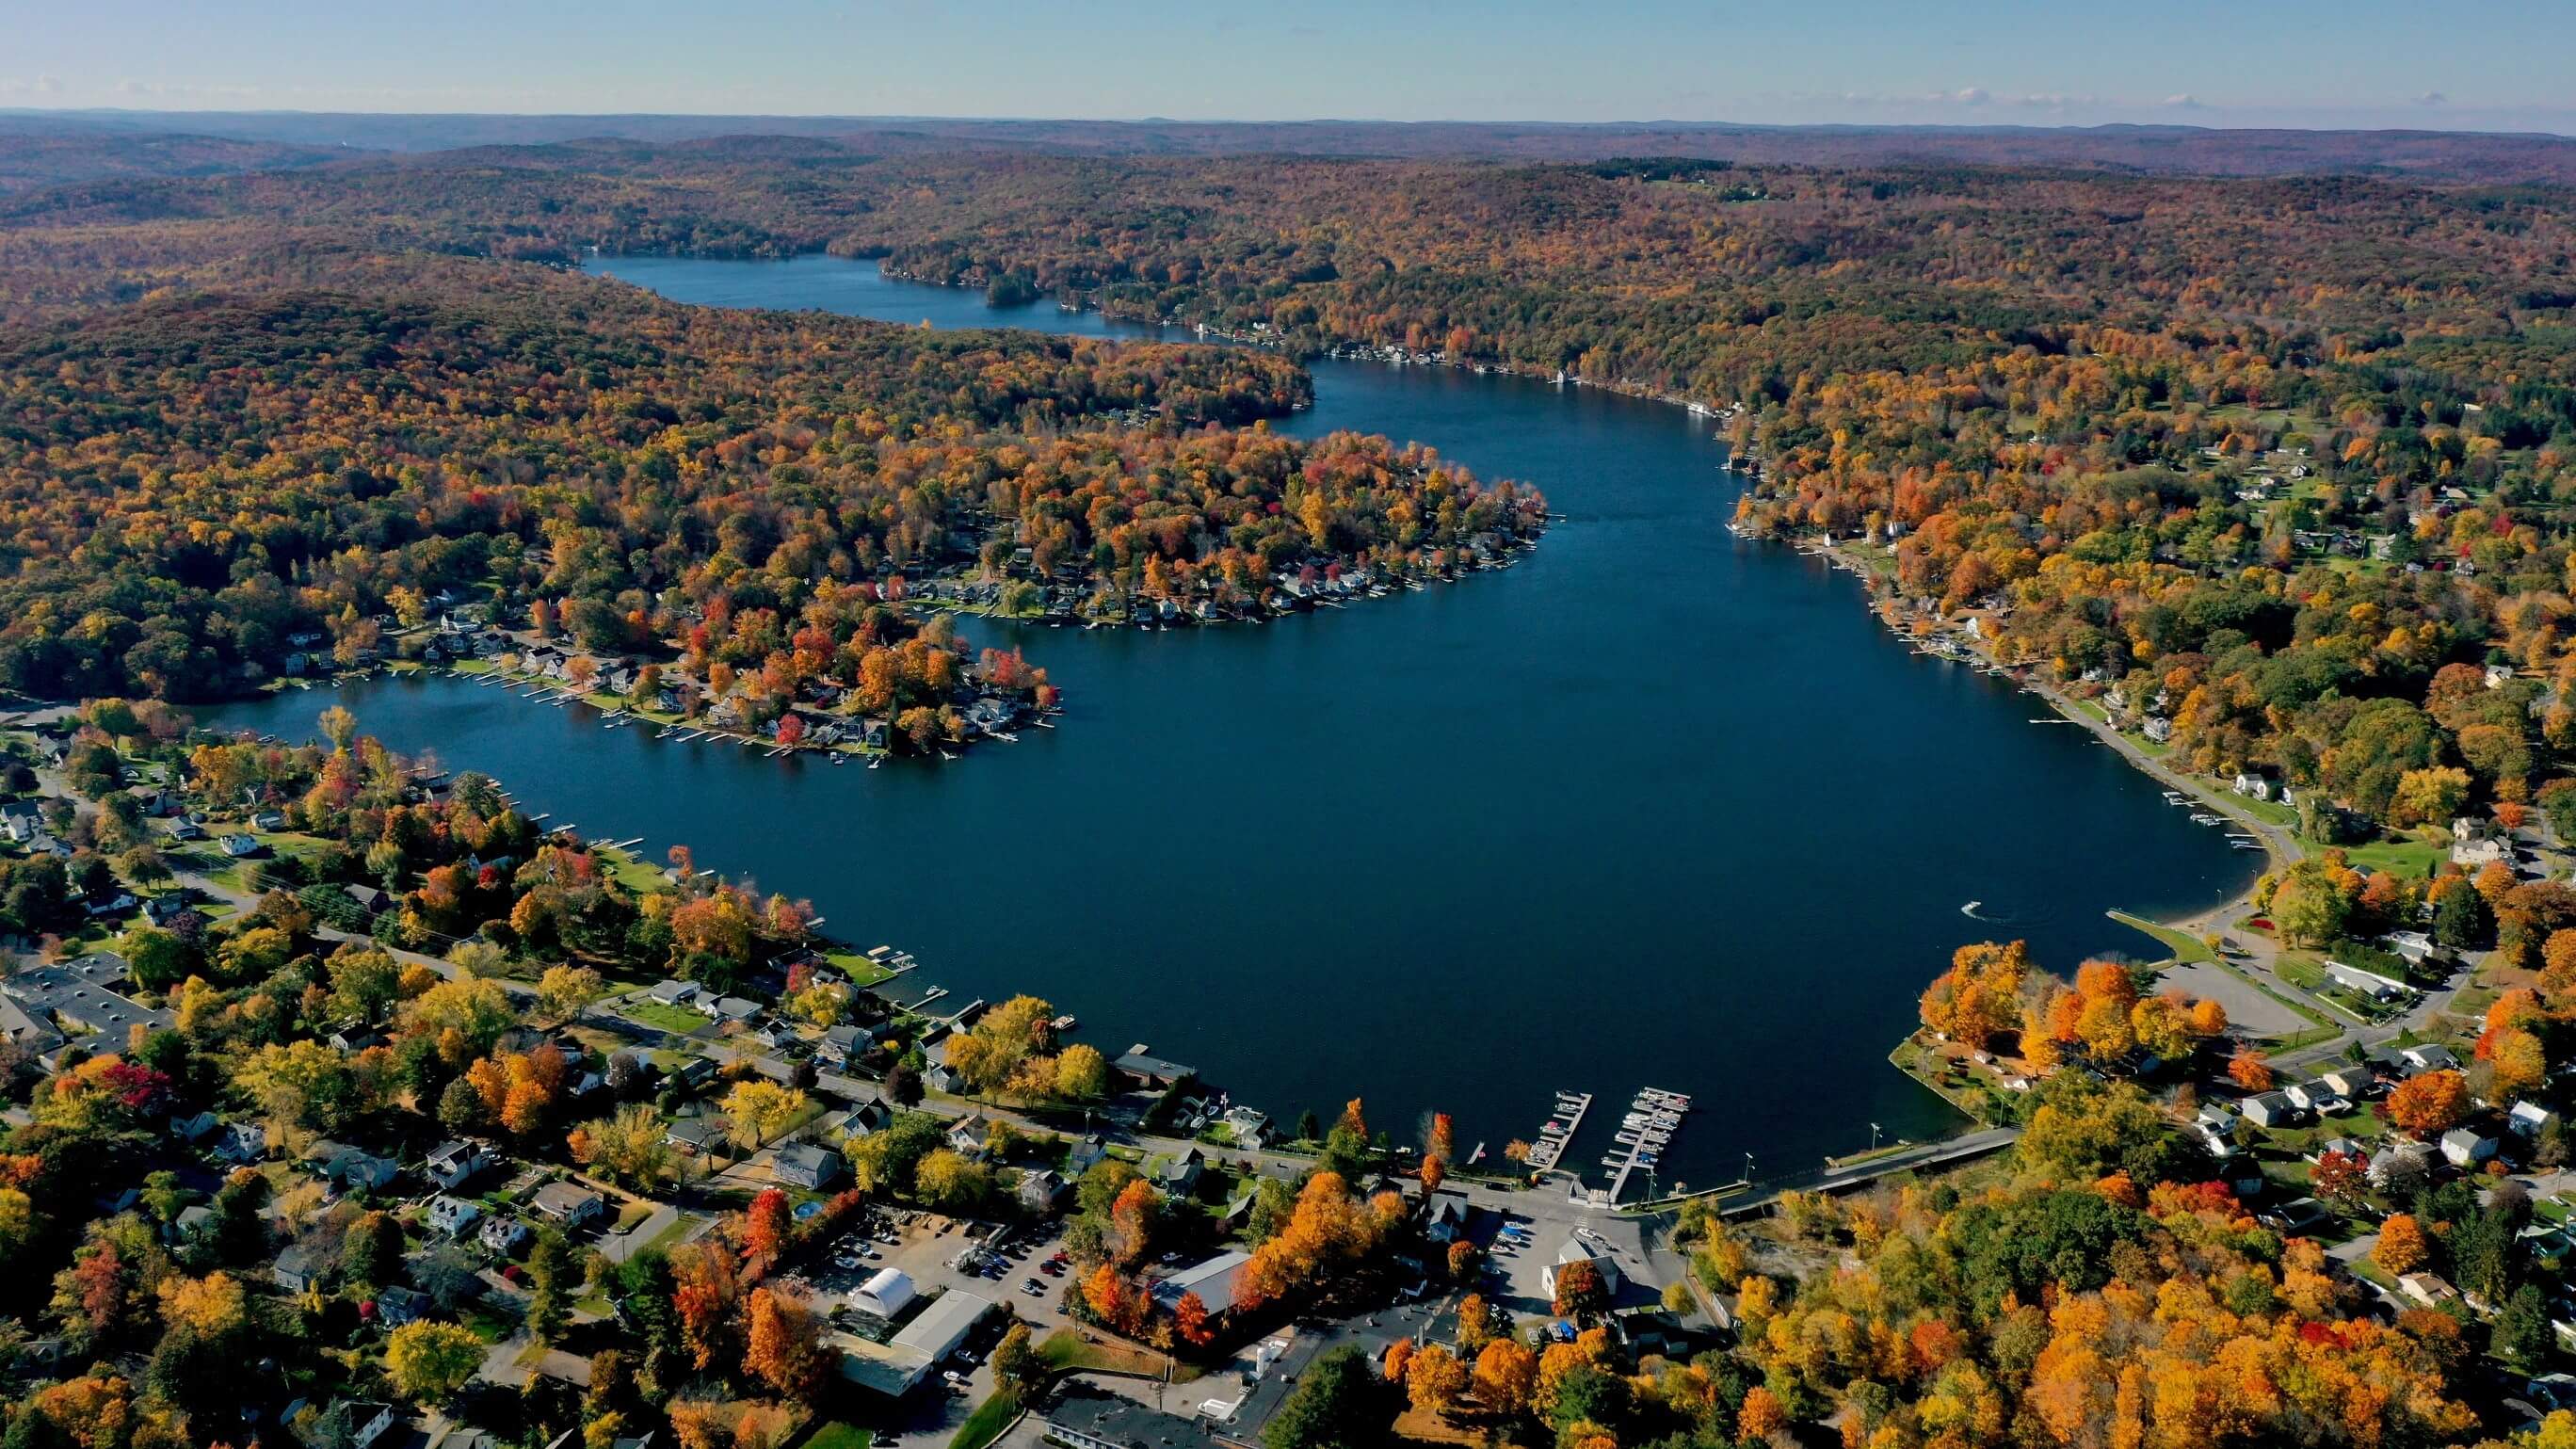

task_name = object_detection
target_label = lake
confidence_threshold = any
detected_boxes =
[207,254,2257,1192]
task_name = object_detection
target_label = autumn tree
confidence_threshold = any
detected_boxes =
[745,1286,830,1401]
[2388,1069,2470,1135]
[2375,1213,2429,1274]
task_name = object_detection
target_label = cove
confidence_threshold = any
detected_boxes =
[206,254,2258,1193]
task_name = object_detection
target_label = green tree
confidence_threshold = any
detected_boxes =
[527,1226,572,1344]
[1264,1345,1381,1449]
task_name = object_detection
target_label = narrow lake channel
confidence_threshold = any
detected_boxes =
[206,254,2259,1192]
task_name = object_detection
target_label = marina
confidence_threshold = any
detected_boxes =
[1522,1090,1592,1172]
[1602,1087,1692,1202]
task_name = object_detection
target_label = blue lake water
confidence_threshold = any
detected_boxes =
[207,254,2256,1191]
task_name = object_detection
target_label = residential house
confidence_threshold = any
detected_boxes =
[2283,1081,2349,1117]
[2319,1068,2377,1101]
[212,1119,271,1164]
[217,834,264,859]
[480,1215,533,1256]
[169,1110,223,1145]
[310,1401,396,1449]
[666,1119,723,1154]
[374,1286,430,1327]
[1017,1167,1069,1216]
[818,1023,866,1066]
[322,1147,403,1194]
[425,1196,484,1238]
[2370,1140,2437,1189]
[946,1114,991,1157]
[707,996,762,1026]
[2240,1092,2302,1130]
[1067,1134,1111,1177]
[775,1143,845,1191]
[0,799,41,843]
[273,1242,326,1294]
[530,1181,606,1231]
[843,1099,894,1139]
[2397,1272,2462,1310]
[2509,1101,2562,1139]
[1421,1189,1472,1244]
[1159,1146,1207,1196]
[644,979,700,1009]
[2441,1128,2500,1169]
[426,1140,493,1193]
[2323,961,2407,1004]
[925,1062,964,1094]
[2401,1044,2460,1075]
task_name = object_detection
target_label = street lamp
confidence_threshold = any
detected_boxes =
[1870,1121,1882,1151]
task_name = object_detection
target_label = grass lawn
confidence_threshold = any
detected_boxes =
[2338,832,2446,879]
[622,999,709,1034]
[2109,910,2216,966]
[1037,1328,1179,1378]
[613,1200,657,1232]
[808,1425,874,1449]
[824,949,898,987]
[947,1391,1022,1449]
[635,1211,701,1259]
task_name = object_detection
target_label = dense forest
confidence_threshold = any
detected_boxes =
[0,251,1540,705]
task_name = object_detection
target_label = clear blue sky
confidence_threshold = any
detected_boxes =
[8,0,2573,134]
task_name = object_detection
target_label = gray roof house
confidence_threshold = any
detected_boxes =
[775,1143,846,1191]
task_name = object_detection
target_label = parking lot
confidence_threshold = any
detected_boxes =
[773,1207,1077,1449]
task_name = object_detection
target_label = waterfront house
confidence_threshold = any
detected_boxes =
[426,1196,483,1238]
[530,1181,607,1230]
[775,1143,845,1191]
[1114,1050,1196,1088]
[426,1139,493,1193]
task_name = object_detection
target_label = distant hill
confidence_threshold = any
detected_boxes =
[9,109,2576,184]
[0,118,339,192]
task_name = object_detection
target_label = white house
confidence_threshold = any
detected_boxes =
[426,1196,483,1238]
[2401,1045,2460,1075]
[2509,1101,2562,1139]
[426,1140,493,1193]
[2441,1128,2499,1169]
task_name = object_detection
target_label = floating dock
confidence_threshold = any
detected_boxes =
[1602,1087,1693,1202]
[1525,1090,1592,1172]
